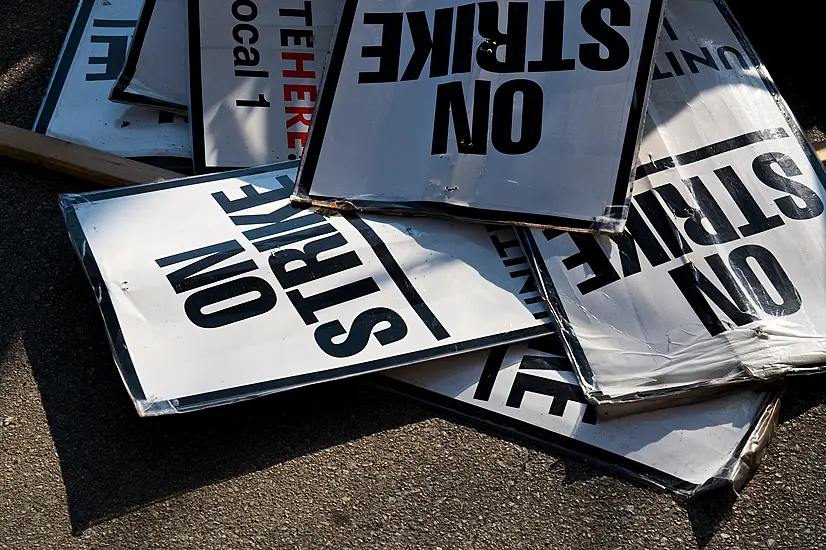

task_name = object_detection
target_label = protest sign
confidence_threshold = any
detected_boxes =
[60,163,552,415]
[34,0,191,167]
[188,0,341,172]
[521,0,826,413]
[110,0,189,113]
[292,0,666,231]
[381,336,779,496]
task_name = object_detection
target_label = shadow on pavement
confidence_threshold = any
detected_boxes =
[0,160,433,533]
[776,374,826,424]
[680,373,826,548]
[685,488,738,548]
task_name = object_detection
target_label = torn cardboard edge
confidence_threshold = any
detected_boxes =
[288,195,634,234]
[720,393,780,496]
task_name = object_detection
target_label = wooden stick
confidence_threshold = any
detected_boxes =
[0,122,181,187]
[813,140,826,166]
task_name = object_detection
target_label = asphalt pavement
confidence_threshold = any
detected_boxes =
[1,1,826,548]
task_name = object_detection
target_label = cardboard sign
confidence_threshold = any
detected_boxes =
[381,337,779,496]
[188,0,341,172]
[48,2,779,495]
[110,0,189,113]
[34,0,191,164]
[60,164,552,415]
[521,0,826,412]
[292,0,666,231]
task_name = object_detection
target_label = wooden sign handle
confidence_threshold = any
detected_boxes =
[813,140,826,166]
[0,122,181,187]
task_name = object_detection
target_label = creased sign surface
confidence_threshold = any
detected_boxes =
[188,0,341,172]
[60,164,552,415]
[381,336,779,495]
[522,0,826,410]
[111,0,188,113]
[293,0,665,231]
[34,0,191,161]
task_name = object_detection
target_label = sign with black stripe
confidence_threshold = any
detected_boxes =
[292,0,666,231]
[60,163,552,415]
[520,0,826,412]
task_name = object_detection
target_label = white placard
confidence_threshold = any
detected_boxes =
[60,163,552,415]
[522,0,826,410]
[49,2,779,496]
[34,0,191,162]
[292,0,665,231]
[382,337,778,494]
[110,0,188,113]
[188,0,342,171]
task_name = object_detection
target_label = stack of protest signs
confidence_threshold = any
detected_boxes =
[35,0,826,496]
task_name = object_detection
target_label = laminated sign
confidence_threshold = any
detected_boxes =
[380,337,780,496]
[110,0,188,113]
[292,0,666,230]
[60,164,552,415]
[521,0,826,412]
[188,0,341,171]
[34,0,191,164]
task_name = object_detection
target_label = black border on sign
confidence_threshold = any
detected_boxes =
[375,368,779,497]
[293,0,666,231]
[187,0,209,174]
[518,0,826,405]
[62,204,147,402]
[110,0,189,113]
[519,228,595,383]
[33,0,95,133]
[59,161,554,414]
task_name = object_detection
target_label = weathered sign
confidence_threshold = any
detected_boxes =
[60,164,552,415]
[293,0,666,231]
[522,0,826,413]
